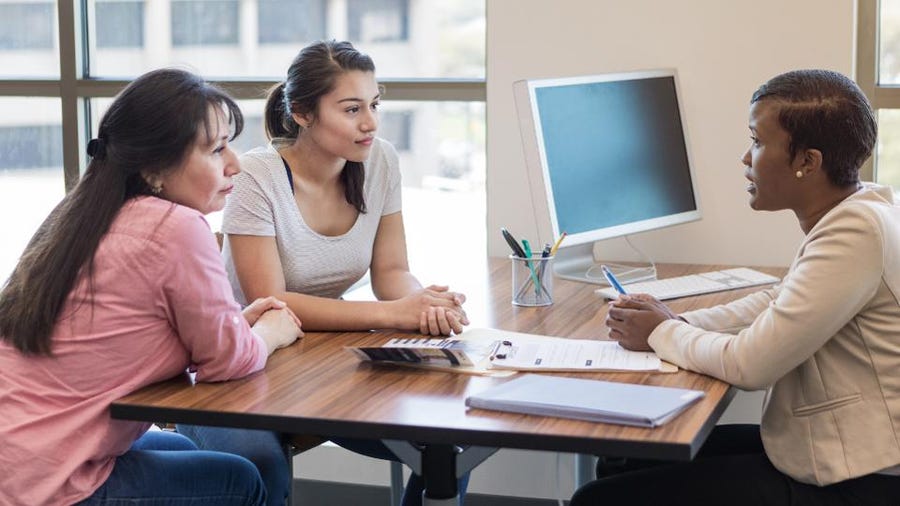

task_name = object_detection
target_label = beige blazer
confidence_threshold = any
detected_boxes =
[649,184,900,486]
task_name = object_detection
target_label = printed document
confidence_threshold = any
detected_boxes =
[462,328,676,373]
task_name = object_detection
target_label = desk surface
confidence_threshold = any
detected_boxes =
[111,260,784,461]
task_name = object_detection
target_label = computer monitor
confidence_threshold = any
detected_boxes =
[513,69,701,285]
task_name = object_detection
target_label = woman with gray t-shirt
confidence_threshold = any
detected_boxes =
[177,40,472,506]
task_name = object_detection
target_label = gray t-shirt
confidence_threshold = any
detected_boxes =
[222,138,402,304]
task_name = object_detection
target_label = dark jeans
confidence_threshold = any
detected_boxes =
[77,430,266,505]
[571,424,900,506]
[176,425,470,506]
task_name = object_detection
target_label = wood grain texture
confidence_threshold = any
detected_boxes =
[112,260,785,460]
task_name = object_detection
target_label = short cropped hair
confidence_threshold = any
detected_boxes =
[751,69,876,187]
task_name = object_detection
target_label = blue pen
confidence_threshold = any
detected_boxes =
[600,265,628,295]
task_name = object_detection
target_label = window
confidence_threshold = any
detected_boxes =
[86,0,484,79]
[859,0,900,188]
[258,0,326,45]
[95,0,144,48]
[0,97,65,282]
[171,0,239,46]
[0,0,486,285]
[378,110,413,151]
[0,2,55,50]
[347,0,408,43]
[0,125,63,169]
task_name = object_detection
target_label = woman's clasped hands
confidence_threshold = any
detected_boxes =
[605,294,683,351]
[242,296,304,354]
[392,284,469,336]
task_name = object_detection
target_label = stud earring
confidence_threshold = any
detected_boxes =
[151,183,163,195]
[795,170,803,179]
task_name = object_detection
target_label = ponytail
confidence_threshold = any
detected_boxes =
[264,82,300,141]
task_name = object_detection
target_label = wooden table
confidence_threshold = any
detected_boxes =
[111,260,784,503]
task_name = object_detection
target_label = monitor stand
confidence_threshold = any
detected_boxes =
[553,242,656,285]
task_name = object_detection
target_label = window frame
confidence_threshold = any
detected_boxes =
[0,0,486,192]
[857,0,897,182]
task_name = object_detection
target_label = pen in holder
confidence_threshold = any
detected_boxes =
[510,254,554,307]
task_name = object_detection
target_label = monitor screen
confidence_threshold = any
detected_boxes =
[514,69,701,283]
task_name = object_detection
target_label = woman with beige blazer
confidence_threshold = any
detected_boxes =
[572,69,900,505]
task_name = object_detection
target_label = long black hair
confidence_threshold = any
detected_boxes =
[0,68,243,355]
[264,39,376,213]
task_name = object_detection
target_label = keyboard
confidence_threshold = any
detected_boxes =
[594,268,781,301]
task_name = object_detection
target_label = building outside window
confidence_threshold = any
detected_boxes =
[347,0,408,43]
[0,2,55,50]
[258,0,326,44]
[171,0,240,46]
[95,0,144,48]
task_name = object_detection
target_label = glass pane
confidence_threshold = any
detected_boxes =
[882,0,900,84]
[0,0,59,77]
[171,0,239,46]
[88,0,485,79]
[258,0,325,45]
[348,0,408,43]
[95,0,144,48]
[379,100,486,277]
[0,97,66,283]
[876,109,900,189]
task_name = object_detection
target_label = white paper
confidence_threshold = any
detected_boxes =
[460,328,670,372]
[494,337,660,371]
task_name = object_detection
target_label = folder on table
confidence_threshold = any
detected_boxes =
[465,374,705,428]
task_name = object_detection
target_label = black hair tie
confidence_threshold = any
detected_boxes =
[87,138,107,159]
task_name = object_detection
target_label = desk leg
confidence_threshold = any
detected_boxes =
[575,453,596,490]
[421,444,459,505]
[383,441,497,506]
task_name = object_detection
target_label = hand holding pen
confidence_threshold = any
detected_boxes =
[605,293,682,351]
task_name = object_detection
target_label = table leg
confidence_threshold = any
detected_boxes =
[421,444,459,505]
[382,441,497,506]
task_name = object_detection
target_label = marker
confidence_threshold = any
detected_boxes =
[600,265,628,295]
[500,228,527,258]
[522,239,542,296]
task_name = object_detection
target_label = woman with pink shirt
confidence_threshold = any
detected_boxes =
[0,68,302,505]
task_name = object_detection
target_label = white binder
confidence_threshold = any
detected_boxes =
[465,374,705,428]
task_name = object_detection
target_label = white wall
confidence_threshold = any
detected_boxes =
[487,0,855,267]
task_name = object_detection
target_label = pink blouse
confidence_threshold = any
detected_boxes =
[0,196,267,505]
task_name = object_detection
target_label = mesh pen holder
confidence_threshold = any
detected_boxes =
[510,254,554,307]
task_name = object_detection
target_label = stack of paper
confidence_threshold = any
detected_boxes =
[465,374,704,427]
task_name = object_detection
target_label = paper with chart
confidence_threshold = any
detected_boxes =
[461,328,676,373]
[346,336,516,377]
